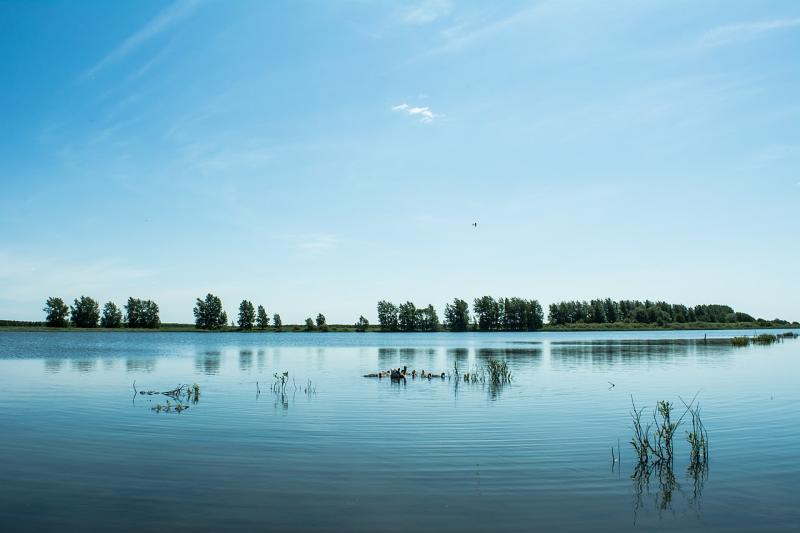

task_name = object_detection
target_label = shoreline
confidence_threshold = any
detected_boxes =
[0,323,797,334]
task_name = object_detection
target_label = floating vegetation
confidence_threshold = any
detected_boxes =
[133,381,200,414]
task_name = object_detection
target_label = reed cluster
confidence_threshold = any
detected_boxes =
[486,358,512,384]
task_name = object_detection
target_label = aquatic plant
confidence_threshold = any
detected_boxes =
[730,336,750,347]
[486,358,511,384]
[754,334,778,345]
[629,398,651,464]
[651,401,678,464]
[682,399,708,467]
[629,395,700,466]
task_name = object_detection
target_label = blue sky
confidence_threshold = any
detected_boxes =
[1,0,798,323]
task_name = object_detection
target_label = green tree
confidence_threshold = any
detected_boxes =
[444,298,469,332]
[355,315,369,332]
[256,305,269,330]
[376,300,399,331]
[70,296,100,328]
[316,313,328,331]
[473,296,500,330]
[125,298,160,328]
[273,313,282,331]
[238,300,255,330]
[417,304,439,331]
[43,297,69,327]
[100,301,122,328]
[398,301,418,331]
[193,293,227,330]
[304,317,315,331]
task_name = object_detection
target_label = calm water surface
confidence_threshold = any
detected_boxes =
[1,329,798,532]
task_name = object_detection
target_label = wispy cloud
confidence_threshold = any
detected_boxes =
[699,17,800,48]
[392,103,440,124]
[82,0,201,80]
[296,234,339,252]
[401,0,454,25]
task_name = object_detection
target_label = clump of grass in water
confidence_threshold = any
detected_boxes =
[754,334,778,345]
[486,358,511,385]
[683,399,708,467]
[629,395,699,466]
[630,399,652,464]
[651,401,678,464]
[730,336,750,347]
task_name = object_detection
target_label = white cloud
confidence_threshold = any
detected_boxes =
[401,0,454,25]
[83,0,201,79]
[392,103,440,124]
[699,17,800,48]
[296,234,338,252]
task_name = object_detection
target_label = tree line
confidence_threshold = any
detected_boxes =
[36,294,793,331]
[193,293,284,331]
[376,296,544,332]
[43,296,160,328]
[547,299,760,326]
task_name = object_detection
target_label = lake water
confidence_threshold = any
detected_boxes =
[1,329,798,532]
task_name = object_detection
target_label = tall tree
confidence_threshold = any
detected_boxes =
[100,301,122,328]
[193,293,227,330]
[273,313,282,331]
[376,300,399,331]
[418,304,439,331]
[43,297,69,327]
[398,301,418,331]
[444,298,469,332]
[304,317,315,331]
[355,315,369,332]
[125,298,160,328]
[238,300,255,330]
[316,313,328,332]
[473,296,500,330]
[70,296,99,328]
[256,305,269,330]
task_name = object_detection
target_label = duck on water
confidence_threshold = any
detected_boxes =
[363,366,446,380]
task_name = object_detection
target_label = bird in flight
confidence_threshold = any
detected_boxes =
[472,222,477,228]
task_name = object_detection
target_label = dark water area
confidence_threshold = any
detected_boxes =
[1,329,798,532]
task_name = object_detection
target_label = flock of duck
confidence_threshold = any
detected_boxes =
[363,366,446,380]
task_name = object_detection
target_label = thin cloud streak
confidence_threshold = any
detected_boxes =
[401,0,454,25]
[699,17,800,48]
[82,0,201,80]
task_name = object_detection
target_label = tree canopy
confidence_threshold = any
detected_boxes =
[125,297,160,328]
[194,293,227,330]
[43,297,69,327]
[100,301,122,328]
[238,300,255,330]
[547,299,757,326]
[256,305,269,330]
